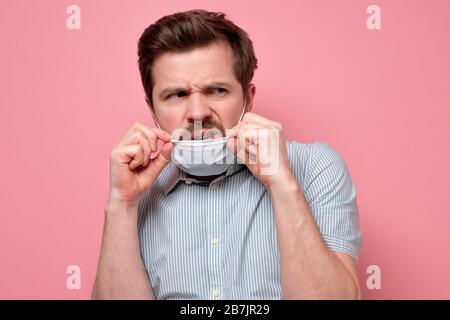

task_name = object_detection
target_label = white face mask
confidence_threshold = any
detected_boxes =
[170,135,236,176]
[154,102,246,177]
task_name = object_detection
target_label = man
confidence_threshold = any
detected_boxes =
[92,9,361,300]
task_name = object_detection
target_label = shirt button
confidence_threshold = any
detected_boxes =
[211,237,219,245]
[185,180,192,185]
[212,289,220,298]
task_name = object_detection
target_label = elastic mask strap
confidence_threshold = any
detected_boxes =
[238,101,247,124]
[153,114,161,129]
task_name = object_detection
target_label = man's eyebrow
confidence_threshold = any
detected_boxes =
[158,82,232,99]
[202,81,232,88]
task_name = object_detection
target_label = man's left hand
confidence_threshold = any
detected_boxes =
[226,112,295,188]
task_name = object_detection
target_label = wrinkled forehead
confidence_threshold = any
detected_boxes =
[151,41,240,94]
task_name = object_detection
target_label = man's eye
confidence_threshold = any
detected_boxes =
[206,87,227,95]
[167,91,188,99]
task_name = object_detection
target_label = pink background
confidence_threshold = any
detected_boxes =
[1,0,449,299]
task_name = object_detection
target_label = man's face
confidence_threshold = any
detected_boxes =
[150,40,254,140]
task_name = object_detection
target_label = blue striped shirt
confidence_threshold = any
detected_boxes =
[137,141,361,300]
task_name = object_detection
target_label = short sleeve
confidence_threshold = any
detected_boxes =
[302,143,362,261]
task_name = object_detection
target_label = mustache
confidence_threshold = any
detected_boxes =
[184,119,226,138]
[171,118,227,141]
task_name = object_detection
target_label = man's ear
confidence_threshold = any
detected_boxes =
[245,83,256,112]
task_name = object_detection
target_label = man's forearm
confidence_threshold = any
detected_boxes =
[92,201,154,300]
[267,176,360,300]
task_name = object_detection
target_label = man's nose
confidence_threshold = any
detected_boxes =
[185,93,213,123]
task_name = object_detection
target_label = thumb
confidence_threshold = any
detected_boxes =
[227,136,243,160]
[158,141,173,164]
[146,141,173,176]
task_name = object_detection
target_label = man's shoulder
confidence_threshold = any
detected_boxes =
[286,140,350,189]
[286,140,333,168]
[287,140,346,164]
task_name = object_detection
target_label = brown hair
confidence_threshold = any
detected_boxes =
[137,9,258,107]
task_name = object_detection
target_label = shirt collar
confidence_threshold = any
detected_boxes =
[162,159,247,195]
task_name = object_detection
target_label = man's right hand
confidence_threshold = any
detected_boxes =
[108,122,173,207]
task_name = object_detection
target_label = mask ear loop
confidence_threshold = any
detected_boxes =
[230,100,247,137]
[155,115,178,143]
[226,100,247,166]
[222,100,247,144]
[238,100,247,124]
[152,113,161,129]
[153,112,179,144]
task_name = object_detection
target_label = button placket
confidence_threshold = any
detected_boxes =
[212,288,221,298]
[208,184,222,299]
[211,237,219,245]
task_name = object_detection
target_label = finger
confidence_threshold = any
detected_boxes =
[122,127,157,155]
[127,145,145,170]
[122,131,152,165]
[229,134,248,164]
[142,141,173,179]
[114,144,142,167]
[138,125,172,144]
[138,127,173,160]
[119,122,171,147]
[235,142,255,166]
[118,123,144,145]
[226,135,240,158]
[238,128,265,165]
[241,112,281,129]
[139,135,152,166]
[241,135,257,164]
[227,122,263,139]
[246,143,258,156]
[154,141,173,166]
[247,148,257,165]
[235,125,262,149]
